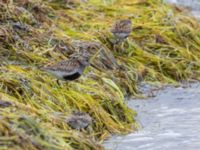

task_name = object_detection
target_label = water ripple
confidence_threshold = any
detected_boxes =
[104,83,200,150]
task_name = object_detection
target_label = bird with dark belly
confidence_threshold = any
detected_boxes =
[42,51,90,83]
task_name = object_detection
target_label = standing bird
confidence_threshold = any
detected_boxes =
[41,51,90,83]
[111,19,132,44]
[66,111,92,130]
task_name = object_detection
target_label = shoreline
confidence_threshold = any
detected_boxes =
[104,83,200,150]
[1,0,200,149]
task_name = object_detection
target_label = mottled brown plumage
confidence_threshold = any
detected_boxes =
[0,100,12,108]
[66,111,92,130]
[111,19,132,43]
[42,52,90,81]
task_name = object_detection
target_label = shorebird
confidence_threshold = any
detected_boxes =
[66,111,92,130]
[42,51,90,83]
[111,19,132,44]
[0,100,12,108]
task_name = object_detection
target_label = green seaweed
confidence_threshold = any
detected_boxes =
[1,0,200,149]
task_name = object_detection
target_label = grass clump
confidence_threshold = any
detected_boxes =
[1,0,200,149]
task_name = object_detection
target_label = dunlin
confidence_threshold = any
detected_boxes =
[42,51,90,82]
[111,19,132,44]
[66,111,92,130]
[0,100,12,108]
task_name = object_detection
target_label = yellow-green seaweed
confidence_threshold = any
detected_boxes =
[0,0,200,149]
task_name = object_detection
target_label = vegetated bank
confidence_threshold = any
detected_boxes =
[0,0,200,149]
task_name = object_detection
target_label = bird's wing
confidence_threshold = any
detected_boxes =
[111,20,132,33]
[43,59,80,74]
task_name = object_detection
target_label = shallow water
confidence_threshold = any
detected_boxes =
[166,0,200,18]
[104,1,200,150]
[104,0,200,150]
[104,83,200,150]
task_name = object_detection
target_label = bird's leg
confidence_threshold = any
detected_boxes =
[114,37,121,53]
[115,39,123,54]
[120,38,129,54]
[56,79,61,86]
[110,38,117,52]
[120,42,124,54]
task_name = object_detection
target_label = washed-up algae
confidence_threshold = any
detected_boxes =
[1,0,200,149]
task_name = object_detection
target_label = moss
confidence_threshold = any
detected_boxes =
[0,0,200,149]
